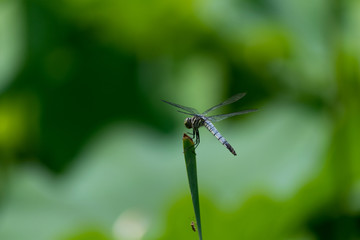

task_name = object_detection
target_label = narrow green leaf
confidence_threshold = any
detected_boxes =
[183,134,203,240]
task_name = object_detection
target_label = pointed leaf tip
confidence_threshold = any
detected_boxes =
[183,133,194,143]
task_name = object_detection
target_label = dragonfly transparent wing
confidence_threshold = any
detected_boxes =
[206,109,257,122]
[161,99,199,114]
[202,93,247,115]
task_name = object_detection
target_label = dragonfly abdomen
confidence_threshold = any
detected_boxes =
[204,120,237,156]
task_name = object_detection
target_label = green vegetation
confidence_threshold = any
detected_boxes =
[183,134,202,240]
[1,0,360,239]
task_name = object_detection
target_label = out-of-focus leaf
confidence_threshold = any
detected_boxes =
[0,101,332,240]
[0,0,24,93]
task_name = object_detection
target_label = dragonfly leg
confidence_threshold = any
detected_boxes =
[194,129,200,149]
[186,131,194,137]
[185,129,196,139]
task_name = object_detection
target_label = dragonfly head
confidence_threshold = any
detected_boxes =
[184,118,192,129]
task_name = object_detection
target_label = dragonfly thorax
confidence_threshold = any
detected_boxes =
[185,116,205,129]
[184,118,192,129]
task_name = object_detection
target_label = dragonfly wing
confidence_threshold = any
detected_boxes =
[176,110,196,116]
[207,109,258,122]
[202,93,247,115]
[161,99,199,114]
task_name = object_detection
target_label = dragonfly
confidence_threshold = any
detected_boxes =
[162,93,257,156]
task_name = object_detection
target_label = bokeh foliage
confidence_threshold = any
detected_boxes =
[1,0,360,239]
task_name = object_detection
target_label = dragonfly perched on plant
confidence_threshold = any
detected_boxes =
[162,93,257,156]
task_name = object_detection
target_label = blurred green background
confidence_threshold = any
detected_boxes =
[1,0,360,239]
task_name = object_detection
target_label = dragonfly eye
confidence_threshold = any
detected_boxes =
[184,118,192,129]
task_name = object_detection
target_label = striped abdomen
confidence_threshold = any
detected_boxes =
[204,120,237,156]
